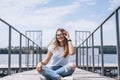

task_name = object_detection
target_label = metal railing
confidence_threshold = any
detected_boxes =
[75,6,120,78]
[0,18,42,75]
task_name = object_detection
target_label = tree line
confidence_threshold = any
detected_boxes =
[78,45,116,54]
[0,45,117,54]
[0,46,41,54]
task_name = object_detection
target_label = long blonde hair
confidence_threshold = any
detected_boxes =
[53,28,69,58]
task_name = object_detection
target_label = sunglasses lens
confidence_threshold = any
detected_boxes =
[57,34,64,37]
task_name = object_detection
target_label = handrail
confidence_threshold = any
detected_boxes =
[75,6,120,79]
[0,18,40,47]
[0,18,42,75]
[78,6,120,47]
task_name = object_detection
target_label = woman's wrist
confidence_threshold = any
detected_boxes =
[67,38,72,41]
[40,61,44,65]
[68,39,72,42]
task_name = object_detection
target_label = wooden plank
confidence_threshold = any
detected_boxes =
[0,65,33,68]
[0,68,116,80]
[0,64,117,68]
[0,69,41,80]
[73,68,116,80]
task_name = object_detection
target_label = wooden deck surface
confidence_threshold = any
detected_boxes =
[0,68,116,80]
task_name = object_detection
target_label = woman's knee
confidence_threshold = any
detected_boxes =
[69,62,76,70]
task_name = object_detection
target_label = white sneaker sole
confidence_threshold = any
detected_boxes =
[39,75,49,80]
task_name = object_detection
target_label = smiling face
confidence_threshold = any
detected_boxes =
[56,31,65,42]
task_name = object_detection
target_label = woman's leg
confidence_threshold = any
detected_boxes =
[55,62,76,77]
[41,66,60,80]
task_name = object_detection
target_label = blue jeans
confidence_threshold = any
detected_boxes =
[41,64,75,80]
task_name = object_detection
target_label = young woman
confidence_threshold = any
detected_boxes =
[36,28,76,80]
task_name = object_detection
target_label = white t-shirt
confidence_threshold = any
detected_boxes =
[47,45,69,66]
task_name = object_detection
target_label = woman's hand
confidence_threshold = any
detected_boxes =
[63,31,70,40]
[36,62,43,73]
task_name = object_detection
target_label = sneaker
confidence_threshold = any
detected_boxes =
[63,76,73,80]
[39,74,48,80]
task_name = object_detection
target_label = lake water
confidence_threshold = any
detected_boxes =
[0,54,117,67]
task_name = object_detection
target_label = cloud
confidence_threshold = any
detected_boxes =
[0,0,49,15]
[0,0,50,27]
[74,0,95,6]
[0,0,49,8]
[0,0,81,47]
[108,0,120,11]
[65,19,98,31]
[1,0,117,47]
[0,0,80,29]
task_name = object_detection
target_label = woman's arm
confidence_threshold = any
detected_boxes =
[36,51,52,72]
[40,51,52,65]
[63,30,75,55]
[68,40,75,55]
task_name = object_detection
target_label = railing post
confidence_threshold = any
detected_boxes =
[86,39,88,70]
[92,34,95,72]
[32,42,34,69]
[8,26,11,75]
[41,31,42,48]
[39,47,42,63]
[98,55,100,67]
[19,33,22,72]
[75,31,78,67]
[100,25,104,75]
[82,43,84,69]
[76,47,78,67]
[115,9,120,79]
[40,31,42,62]
[27,39,29,70]
[36,46,38,66]
[79,46,81,68]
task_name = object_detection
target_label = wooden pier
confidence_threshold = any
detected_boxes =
[0,68,116,80]
[0,65,36,76]
[0,6,120,80]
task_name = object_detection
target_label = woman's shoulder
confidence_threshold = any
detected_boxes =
[47,44,55,53]
[48,44,55,50]
[48,44,55,48]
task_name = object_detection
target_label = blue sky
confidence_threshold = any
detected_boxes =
[0,0,120,47]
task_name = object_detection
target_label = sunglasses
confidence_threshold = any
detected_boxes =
[56,34,64,37]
